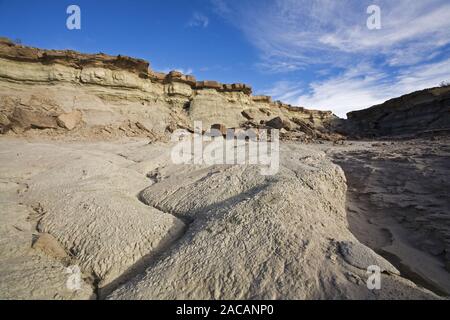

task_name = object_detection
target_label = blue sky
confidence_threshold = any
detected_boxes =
[1,0,449,117]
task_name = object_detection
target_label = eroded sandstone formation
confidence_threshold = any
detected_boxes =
[346,86,450,137]
[0,37,339,141]
[0,138,440,300]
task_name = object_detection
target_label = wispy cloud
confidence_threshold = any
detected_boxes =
[212,0,450,117]
[262,59,450,118]
[213,0,450,70]
[187,12,209,28]
[262,81,305,102]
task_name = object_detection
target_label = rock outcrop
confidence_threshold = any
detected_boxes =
[346,86,450,137]
[0,138,440,300]
[106,141,436,300]
[0,37,338,141]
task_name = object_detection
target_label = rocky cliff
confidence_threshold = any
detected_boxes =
[346,86,450,137]
[0,37,339,141]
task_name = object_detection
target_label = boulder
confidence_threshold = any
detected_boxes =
[266,117,291,130]
[167,70,183,80]
[266,117,284,129]
[252,95,272,104]
[57,110,82,130]
[164,71,196,86]
[231,83,252,95]
[10,108,58,130]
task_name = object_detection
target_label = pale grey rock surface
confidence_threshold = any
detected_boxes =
[0,168,93,299]
[339,241,400,274]
[107,142,438,300]
[0,139,185,295]
[0,138,443,300]
[328,138,450,296]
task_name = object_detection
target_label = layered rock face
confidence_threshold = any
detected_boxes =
[346,86,450,137]
[0,37,338,140]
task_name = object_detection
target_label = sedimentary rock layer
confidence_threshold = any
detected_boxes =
[0,37,338,140]
[346,86,450,137]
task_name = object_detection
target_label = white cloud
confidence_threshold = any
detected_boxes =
[213,0,450,117]
[213,0,450,70]
[187,12,209,28]
[262,59,450,118]
[262,81,305,102]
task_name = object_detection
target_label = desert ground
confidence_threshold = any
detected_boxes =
[0,135,448,300]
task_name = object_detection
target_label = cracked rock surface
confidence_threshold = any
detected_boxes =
[0,138,185,297]
[0,137,443,300]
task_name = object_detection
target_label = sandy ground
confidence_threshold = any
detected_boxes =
[322,137,450,296]
[0,135,447,300]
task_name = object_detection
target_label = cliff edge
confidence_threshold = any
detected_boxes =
[346,86,450,137]
[0,37,339,141]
